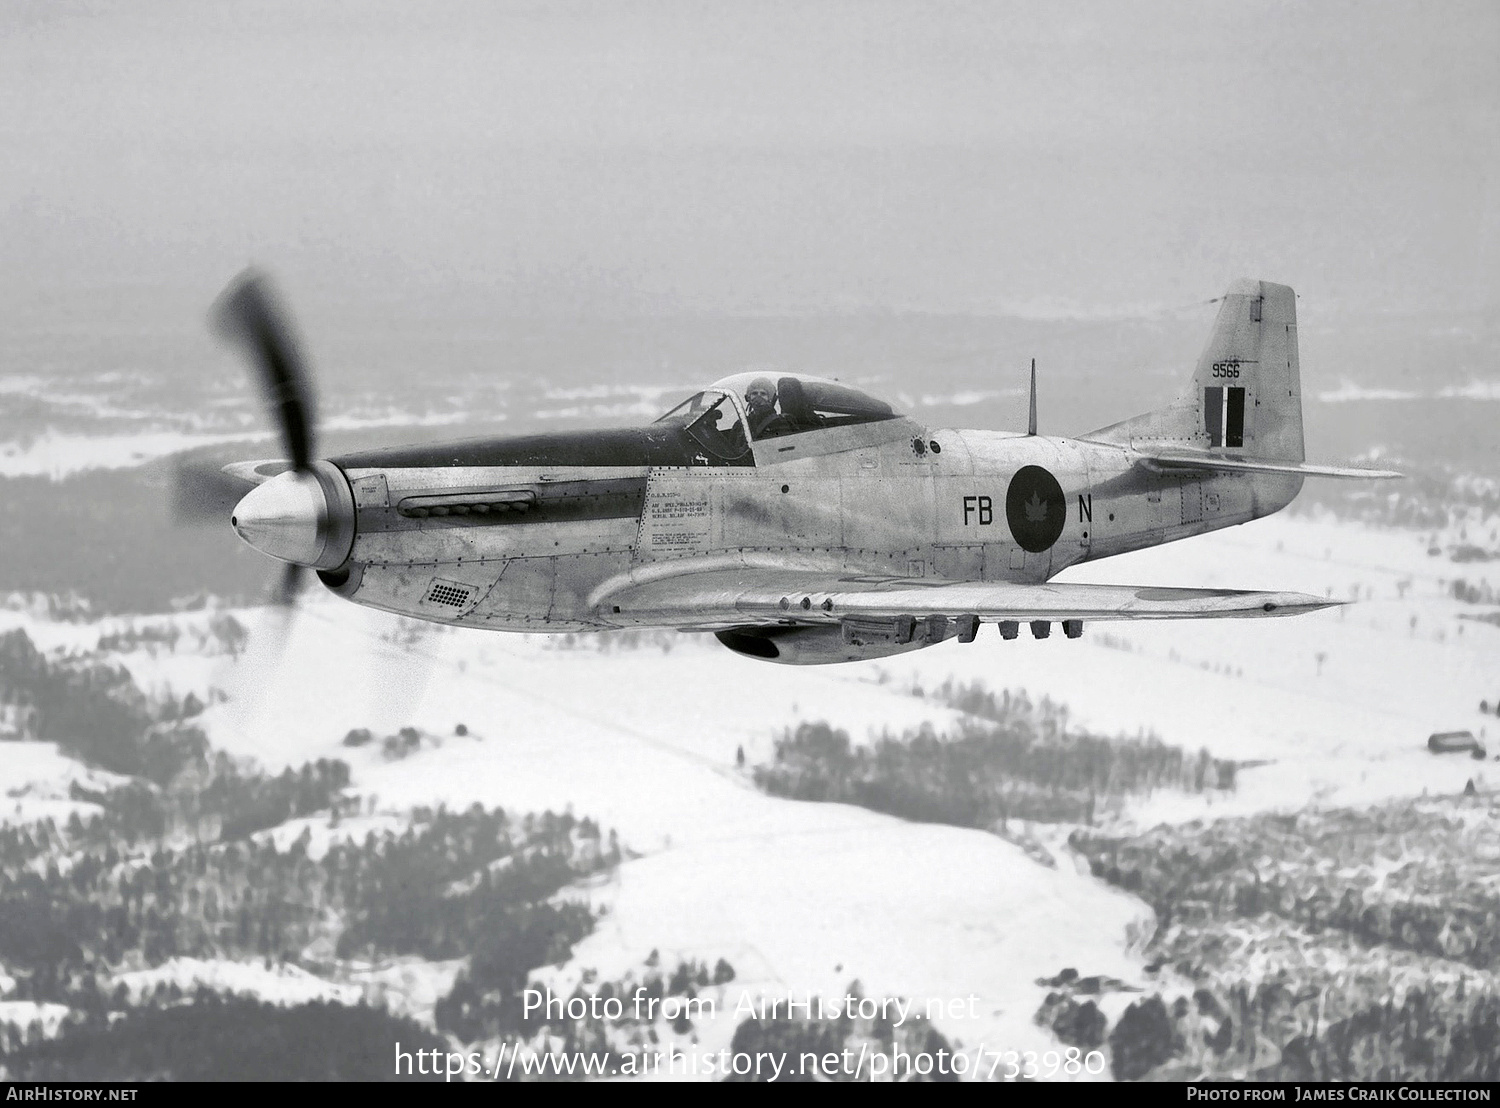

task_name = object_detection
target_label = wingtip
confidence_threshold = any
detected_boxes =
[1261,592,1345,615]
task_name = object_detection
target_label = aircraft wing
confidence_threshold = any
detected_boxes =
[596,564,1338,630]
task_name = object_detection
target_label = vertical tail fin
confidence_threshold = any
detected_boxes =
[1088,279,1304,463]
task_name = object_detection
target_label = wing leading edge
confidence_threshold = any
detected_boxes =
[596,566,1338,630]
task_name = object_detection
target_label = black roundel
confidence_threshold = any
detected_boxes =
[1006,465,1066,553]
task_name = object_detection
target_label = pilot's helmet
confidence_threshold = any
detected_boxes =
[746,377,777,408]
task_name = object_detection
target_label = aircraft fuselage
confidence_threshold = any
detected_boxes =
[318,417,1300,632]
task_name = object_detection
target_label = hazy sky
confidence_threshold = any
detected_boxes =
[3,0,1497,318]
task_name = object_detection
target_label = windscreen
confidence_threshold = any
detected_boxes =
[655,390,750,461]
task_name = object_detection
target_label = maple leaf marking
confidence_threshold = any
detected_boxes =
[1024,491,1049,523]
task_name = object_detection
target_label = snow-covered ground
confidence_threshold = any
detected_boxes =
[0,742,132,827]
[188,605,1150,1062]
[5,509,1497,1074]
[114,957,363,1008]
[0,1001,72,1038]
[901,509,1500,823]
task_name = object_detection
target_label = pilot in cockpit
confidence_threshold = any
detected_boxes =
[745,377,793,439]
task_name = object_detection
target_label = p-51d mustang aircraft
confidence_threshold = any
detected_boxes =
[206,274,1397,664]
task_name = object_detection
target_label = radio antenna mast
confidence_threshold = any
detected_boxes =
[1027,358,1038,436]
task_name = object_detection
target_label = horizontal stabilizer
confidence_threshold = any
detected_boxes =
[594,561,1340,629]
[1135,450,1402,480]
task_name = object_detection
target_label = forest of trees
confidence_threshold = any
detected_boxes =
[0,627,211,781]
[435,955,739,1075]
[1067,795,1500,1080]
[754,685,1230,829]
[0,624,640,1079]
[0,794,621,1079]
[1094,978,1500,1081]
[1071,800,1500,971]
[0,798,615,1006]
[725,993,958,1083]
[3,995,449,1081]
[0,465,269,614]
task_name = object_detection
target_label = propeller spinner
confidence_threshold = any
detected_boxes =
[229,462,354,570]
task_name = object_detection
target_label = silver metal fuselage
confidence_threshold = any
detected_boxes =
[321,416,1301,632]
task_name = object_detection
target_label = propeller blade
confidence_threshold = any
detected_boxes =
[270,562,307,608]
[239,563,306,672]
[210,269,317,471]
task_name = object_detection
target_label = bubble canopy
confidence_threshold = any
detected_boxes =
[655,372,899,447]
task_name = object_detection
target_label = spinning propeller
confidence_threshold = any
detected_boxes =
[175,269,355,612]
[173,271,435,708]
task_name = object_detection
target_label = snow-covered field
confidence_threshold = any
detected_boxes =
[907,509,1500,823]
[0,743,131,827]
[4,509,1497,1073]
[114,958,363,1008]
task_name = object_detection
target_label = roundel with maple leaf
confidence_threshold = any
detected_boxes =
[1005,465,1067,553]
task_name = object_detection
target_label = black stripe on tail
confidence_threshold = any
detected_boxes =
[1203,386,1246,448]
